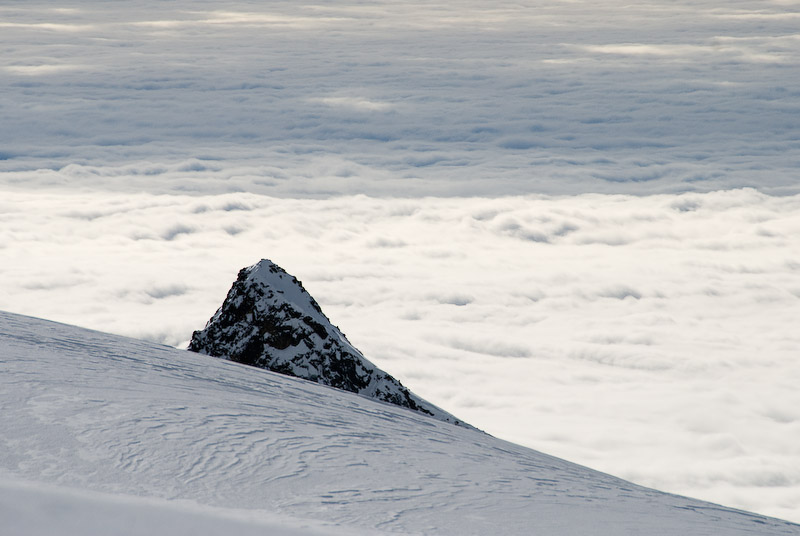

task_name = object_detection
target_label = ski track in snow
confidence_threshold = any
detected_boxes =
[1,311,798,535]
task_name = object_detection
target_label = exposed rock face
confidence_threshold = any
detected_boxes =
[189,259,466,426]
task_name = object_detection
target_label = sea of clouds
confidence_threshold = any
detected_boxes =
[2,0,800,196]
[2,0,800,524]
[4,189,800,523]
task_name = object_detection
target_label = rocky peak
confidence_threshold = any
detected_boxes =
[189,259,467,427]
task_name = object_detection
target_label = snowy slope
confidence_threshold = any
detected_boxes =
[1,311,798,535]
[190,259,466,426]
[0,478,358,536]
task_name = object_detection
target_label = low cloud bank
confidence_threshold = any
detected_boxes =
[1,189,799,522]
[1,0,799,196]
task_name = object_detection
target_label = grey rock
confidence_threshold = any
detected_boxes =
[189,259,467,427]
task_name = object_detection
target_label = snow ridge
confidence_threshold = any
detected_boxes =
[4,310,800,535]
[190,259,465,426]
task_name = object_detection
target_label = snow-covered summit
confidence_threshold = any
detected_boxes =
[190,259,465,426]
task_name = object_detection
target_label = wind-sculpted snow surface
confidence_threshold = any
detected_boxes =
[190,259,464,426]
[2,311,799,535]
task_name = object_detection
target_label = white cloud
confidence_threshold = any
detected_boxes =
[313,97,396,112]
[1,189,799,522]
[3,64,91,75]
[1,0,799,196]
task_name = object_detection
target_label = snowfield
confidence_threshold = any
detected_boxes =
[0,478,356,536]
[2,310,798,535]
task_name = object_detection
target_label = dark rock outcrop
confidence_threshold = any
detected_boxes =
[189,259,466,426]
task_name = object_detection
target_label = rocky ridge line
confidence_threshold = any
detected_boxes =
[189,259,467,427]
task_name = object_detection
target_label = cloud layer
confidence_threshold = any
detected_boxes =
[1,0,799,196]
[2,189,799,522]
